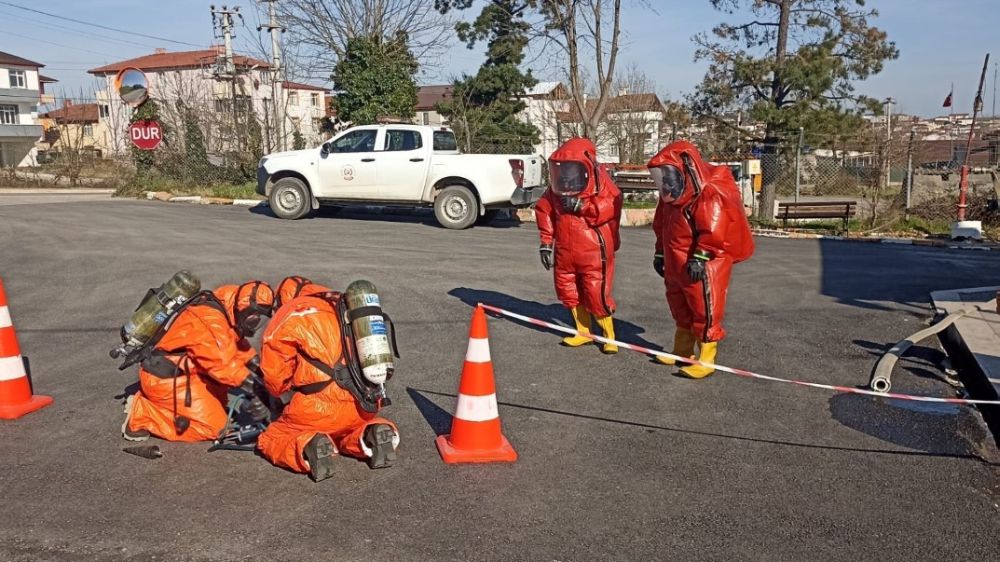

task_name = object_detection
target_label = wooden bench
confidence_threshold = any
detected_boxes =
[777,201,858,234]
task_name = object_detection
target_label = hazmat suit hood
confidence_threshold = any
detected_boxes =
[647,140,715,206]
[274,276,332,312]
[215,282,275,337]
[548,137,601,197]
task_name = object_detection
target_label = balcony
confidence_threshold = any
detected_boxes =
[0,87,40,104]
[0,124,43,139]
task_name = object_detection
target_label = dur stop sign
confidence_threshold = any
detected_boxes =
[129,120,162,150]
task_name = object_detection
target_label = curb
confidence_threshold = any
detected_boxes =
[146,191,267,207]
[0,187,115,195]
[139,192,997,249]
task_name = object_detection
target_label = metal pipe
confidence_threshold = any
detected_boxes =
[794,126,803,203]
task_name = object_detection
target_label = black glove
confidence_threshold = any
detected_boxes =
[240,395,269,423]
[539,244,553,271]
[560,195,583,214]
[238,375,269,422]
[653,253,664,278]
[686,250,711,282]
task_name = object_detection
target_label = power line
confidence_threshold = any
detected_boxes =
[2,30,121,59]
[0,9,163,50]
[0,0,202,48]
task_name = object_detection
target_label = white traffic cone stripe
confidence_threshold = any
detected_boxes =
[455,392,499,422]
[465,337,491,363]
[0,306,10,329]
[0,354,26,382]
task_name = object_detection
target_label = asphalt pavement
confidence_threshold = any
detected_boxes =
[1,198,999,561]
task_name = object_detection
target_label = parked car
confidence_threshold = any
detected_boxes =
[256,124,545,229]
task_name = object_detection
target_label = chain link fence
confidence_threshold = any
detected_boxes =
[5,94,999,239]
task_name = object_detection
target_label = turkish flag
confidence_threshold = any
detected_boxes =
[943,91,953,108]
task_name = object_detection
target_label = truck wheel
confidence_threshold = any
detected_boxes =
[434,185,478,230]
[269,177,312,220]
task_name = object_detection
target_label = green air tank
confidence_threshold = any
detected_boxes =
[343,280,394,384]
[120,270,201,349]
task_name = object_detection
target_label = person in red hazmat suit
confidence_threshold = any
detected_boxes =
[535,137,623,354]
[122,281,275,441]
[649,140,754,378]
[256,287,399,482]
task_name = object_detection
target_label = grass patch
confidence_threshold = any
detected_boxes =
[622,199,657,209]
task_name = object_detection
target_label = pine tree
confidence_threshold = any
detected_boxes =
[435,1,540,153]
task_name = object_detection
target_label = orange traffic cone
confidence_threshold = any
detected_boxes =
[435,305,517,464]
[0,277,53,419]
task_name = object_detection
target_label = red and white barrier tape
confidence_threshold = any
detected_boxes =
[477,303,1000,406]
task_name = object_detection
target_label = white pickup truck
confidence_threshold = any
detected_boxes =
[256,124,545,229]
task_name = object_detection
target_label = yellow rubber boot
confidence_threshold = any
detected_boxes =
[561,306,593,347]
[656,328,696,365]
[678,341,718,379]
[594,315,618,354]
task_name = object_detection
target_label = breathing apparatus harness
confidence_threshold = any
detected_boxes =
[118,285,268,436]
[294,291,400,413]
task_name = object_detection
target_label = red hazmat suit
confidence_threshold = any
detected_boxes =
[535,138,623,316]
[126,283,275,442]
[650,141,754,342]
[256,293,397,474]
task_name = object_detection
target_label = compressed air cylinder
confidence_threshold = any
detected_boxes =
[122,270,201,347]
[343,280,394,384]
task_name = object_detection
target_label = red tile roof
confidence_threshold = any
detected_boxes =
[41,103,99,124]
[282,80,329,92]
[416,85,453,110]
[0,51,43,68]
[88,48,269,75]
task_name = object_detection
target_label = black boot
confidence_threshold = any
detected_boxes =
[363,424,397,469]
[303,433,337,482]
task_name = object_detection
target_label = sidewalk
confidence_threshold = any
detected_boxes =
[0,187,115,195]
[932,287,1000,445]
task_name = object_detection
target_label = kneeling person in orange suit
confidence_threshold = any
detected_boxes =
[257,282,399,482]
[123,281,274,441]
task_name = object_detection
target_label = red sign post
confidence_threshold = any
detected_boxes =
[129,120,162,151]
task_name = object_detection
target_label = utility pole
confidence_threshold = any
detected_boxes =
[992,62,997,119]
[905,123,915,219]
[211,5,243,156]
[882,97,895,188]
[260,0,285,152]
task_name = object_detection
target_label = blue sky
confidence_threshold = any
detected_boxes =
[1,0,997,117]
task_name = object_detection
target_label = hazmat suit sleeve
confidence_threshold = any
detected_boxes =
[534,188,556,246]
[653,201,665,254]
[580,181,621,228]
[260,324,299,397]
[692,189,730,257]
[181,308,255,388]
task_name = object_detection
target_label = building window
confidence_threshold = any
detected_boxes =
[99,105,110,119]
[311,93,320,107]
[288,92,298,106]
[421,112,429,125]
[0,104,16,125]
[83,124,94,137]
[9,70,26,88]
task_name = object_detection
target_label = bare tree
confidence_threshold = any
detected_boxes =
[276,0,454,81]
[540,0,623,138]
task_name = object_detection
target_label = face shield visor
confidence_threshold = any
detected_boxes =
[649,164,685,203]
[549,160,590,195]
